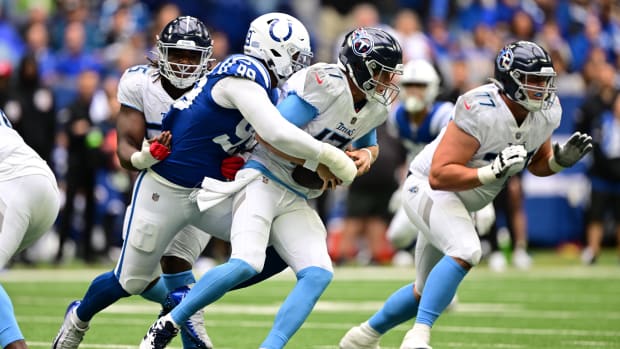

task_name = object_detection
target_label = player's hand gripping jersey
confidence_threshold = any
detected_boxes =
[246,62,388,199]
[410,83,561,211]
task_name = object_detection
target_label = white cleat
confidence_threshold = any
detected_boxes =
[512,248,532,270]
[488,251,507,272]
[140,314,179,349]
[339,322,381,349]
[52,300,89,349]
[399,328,432,349]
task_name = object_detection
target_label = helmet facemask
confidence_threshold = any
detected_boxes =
[357,59,403,106]
[510,67,557,112]
[266,43,313,85]
[157,39,213,89]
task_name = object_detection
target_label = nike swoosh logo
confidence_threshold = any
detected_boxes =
[314,72,324,84]
[464,100,471,110]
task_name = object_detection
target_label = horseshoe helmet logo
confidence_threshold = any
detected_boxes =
[268,18,293,42]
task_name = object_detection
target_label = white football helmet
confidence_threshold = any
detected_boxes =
[244,12,313,87]
[399,59,440,113]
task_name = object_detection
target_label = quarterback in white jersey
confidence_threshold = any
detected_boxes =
[147,27,403,349]
[0,108,60,349]
[340,41,593,349]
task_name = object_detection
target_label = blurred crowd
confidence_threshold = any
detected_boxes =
[1,0,620,266]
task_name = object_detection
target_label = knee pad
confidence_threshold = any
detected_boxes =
[458,246,482,267]
[120,277,151,295]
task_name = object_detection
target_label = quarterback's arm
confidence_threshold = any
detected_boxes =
[527,138,556,176]
[349,130,378,175]
[429,121,483,191]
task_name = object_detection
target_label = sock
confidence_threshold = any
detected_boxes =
[141,277,169,304]
[260,267,332,349]
[368,283,418,334]
[76,271,130,322]
[162,270,196,291]
[171,258,257,324]
[0,284,23,348]
[416,256,468,326]
[232,246,288,290]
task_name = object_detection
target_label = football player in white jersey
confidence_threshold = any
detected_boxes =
[339,41,593,349]
[386,59,453,252]
[52,16,217,349]
[0,108,60,349]
[143,27,403,349]
[387,59,495,261]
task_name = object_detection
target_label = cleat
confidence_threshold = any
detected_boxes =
[512,248,532,270]
[52,300,89,349]
[140,314,179,349]
[339,322,381,349]
[162,286,213,349]
[400,328,432,349]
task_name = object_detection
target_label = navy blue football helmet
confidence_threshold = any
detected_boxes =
[157,16,213,89]
[338,27,403,105]
[491,40,557,112]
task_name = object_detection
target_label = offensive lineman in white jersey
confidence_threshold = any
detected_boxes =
[386,59,495,259]
[0,108,60,349]
[339,41,592,349]
[143,27,403,349]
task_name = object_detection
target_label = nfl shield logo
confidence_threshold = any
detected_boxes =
[152,193,160,202]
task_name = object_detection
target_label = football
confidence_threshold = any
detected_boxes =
[291,165,324,189]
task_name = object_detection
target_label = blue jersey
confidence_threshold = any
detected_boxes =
[151,54,275,187]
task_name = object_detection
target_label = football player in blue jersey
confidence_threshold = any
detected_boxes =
[0,107,60,349]
[52,15,323,349]
[141,27,403,349]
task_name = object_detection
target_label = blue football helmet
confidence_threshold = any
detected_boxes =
[338,27,403,105]
[491,40,557,112]
[157,16,213,89]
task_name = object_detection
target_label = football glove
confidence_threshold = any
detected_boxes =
[477,144,527,184]
[548,131,592,172]
[130,139,171,170]
[221,155,245,180]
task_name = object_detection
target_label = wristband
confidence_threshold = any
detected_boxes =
[130,150,158,170]
[361,148,374,164]
[548,156,565,173]
[477,165,496,185]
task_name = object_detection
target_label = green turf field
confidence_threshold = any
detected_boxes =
[3,252,620,349]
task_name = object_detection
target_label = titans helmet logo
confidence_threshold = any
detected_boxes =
[496,47,514,71]
[351,30,374,56]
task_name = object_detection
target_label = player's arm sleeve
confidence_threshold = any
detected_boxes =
[276,93,318,127]
[352,129,377,149]
[117,68,145,112]
[215,77,324,161]
[452,96,483,144]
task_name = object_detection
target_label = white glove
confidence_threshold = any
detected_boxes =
[548,131,592,172]
[477,144,527,184]
[130,139,171,170]
[317,143,358,185]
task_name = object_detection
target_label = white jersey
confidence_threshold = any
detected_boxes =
[249,62,390,199]
[410,83,561,211]
[0,121,55,182]
[117,65,173,139]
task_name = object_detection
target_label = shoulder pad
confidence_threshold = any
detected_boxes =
[304,63,346,98]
